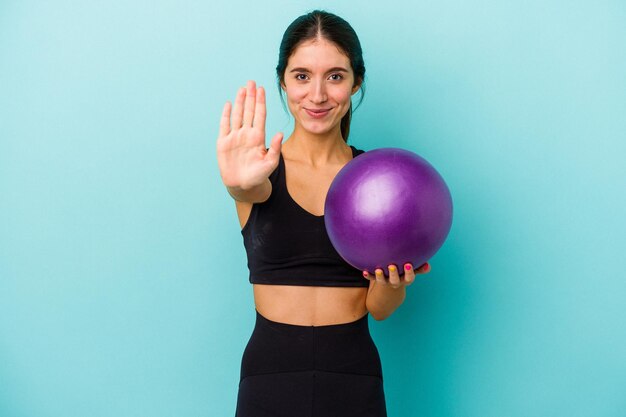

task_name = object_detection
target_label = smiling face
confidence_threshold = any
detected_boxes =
[282,38,361,138]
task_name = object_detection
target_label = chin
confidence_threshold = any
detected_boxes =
[305,126,335,136]
[300,120,339,136]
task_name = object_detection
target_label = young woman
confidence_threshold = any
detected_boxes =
[217,10,431,417]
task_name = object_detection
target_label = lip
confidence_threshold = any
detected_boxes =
[304,108,332,119]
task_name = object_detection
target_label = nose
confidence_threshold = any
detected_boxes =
[308,79,327,104]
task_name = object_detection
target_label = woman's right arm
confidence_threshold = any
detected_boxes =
[217,80,283,203]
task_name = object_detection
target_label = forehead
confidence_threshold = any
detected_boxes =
[287,38,352,71]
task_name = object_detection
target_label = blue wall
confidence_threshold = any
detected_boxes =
[1,1,624,416]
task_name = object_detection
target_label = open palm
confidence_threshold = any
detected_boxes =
[217,80,283,190]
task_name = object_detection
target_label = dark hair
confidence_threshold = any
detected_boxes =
[276,10,366,142]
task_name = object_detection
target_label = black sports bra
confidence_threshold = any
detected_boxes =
[241,145,368,287]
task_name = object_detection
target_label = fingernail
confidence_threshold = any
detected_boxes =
[389,265,396,272]
[404,264,412,271]
[362,271,369,278]
[375,268,383,275]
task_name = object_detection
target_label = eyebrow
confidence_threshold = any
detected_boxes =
[289,67,349,74]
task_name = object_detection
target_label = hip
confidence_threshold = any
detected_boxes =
[240,309,383,382]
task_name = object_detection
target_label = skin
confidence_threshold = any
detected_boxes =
[217,37,430,325]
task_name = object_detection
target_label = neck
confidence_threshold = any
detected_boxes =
[284,124,351,167]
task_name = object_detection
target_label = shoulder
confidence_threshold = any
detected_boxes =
[349,144,367,157]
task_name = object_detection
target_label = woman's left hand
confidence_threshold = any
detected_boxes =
[362,262,431,289]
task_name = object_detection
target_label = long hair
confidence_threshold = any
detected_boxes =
[276,10,366,142]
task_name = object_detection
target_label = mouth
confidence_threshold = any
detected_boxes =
[304,108,332,118]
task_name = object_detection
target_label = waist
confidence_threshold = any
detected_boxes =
[240,308,383,380]
[253,284,368,326]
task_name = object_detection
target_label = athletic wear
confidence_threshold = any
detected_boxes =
[236,145,387,415]
[235,310,387,417]
[241,145,368,287]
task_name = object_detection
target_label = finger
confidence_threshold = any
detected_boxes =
[403,263,416,285]
[265,132,284,165]
[231,87,246,129]
[416,262,431,274]
[254,86,266,131]
[362,271,374,281]
[219,101,232,138]
[375,268,386,284]
[242,80,256,127]
[388,265,400,288]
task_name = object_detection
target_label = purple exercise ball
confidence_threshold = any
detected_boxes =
[324,147,453,274]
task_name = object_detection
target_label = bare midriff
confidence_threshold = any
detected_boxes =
[253,284,369,326]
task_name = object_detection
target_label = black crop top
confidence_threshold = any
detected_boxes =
[241,145,368,287]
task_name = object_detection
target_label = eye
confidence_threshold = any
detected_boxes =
[295,73,308,81]
[329,73,344,81]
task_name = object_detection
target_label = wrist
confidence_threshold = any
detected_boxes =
[226,179,271,203]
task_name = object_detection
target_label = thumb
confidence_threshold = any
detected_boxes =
[266,132,284,162]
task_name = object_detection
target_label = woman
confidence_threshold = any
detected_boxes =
[217,10,430,417]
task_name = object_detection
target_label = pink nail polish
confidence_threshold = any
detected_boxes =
[404,264,412,271]
[362,271,369,277]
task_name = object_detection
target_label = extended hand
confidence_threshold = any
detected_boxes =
[217,80,283,190]
[362,263,431,289]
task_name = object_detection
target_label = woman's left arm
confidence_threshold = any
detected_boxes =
[364,263,430,321]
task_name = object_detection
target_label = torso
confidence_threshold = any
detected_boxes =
[235,144,370,326]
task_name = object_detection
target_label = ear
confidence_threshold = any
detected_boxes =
[351,78,362,95]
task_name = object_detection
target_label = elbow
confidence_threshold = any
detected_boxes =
[366,303,392,321]
[366,296,405,321]
[369,310,390,321]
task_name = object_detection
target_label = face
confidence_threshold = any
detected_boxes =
[282,38,361,137]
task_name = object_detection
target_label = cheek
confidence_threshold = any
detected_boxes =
[284,84,307,103]
[331,87,353,104]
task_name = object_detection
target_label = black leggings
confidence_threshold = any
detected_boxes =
[235,310,387,417]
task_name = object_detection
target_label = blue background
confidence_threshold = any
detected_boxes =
[1,1,625,416]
